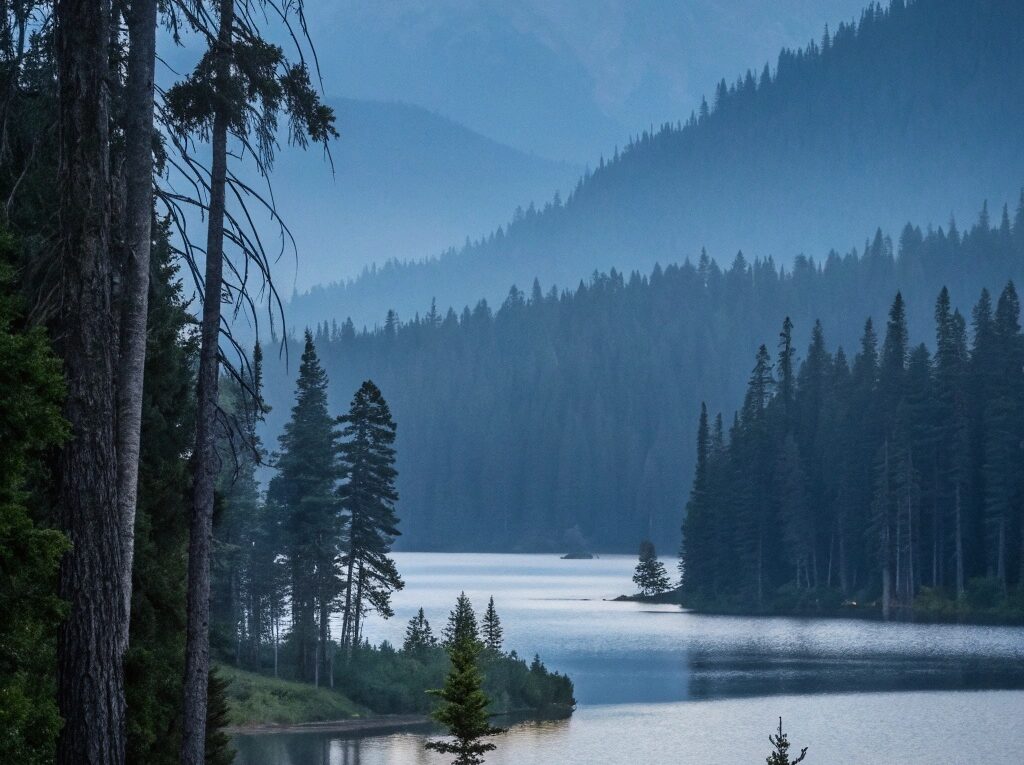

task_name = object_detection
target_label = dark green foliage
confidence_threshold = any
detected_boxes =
[766,717,807,765]
[680,282,1024,619]
[403,608,438,655]
[204,670,235,765]
[426,637,505,765]
[481,597,503,653]
[443,592,480,648]
[338,380,403,651]
[0,237,69,764]
[632,540,671,596]
[269,332,341,681]
[333,635,574,718]
[164,22,335,166]
[264,200,1024,552]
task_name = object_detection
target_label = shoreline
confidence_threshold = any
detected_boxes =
[227,714,431,737]
[611,591,1024,627]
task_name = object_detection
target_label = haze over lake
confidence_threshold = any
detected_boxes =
[235,554,1024,764]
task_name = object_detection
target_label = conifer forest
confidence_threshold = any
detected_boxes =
[1,1,1023,764]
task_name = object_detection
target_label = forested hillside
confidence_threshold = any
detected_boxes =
[682,280,1023,619]
[263,200,1024,551]
[288,0,1024,330]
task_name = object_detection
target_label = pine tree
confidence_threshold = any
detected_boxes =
[481,597,504,653]
[779,435,813,589]
[443,592,480,648]
[269,331,341,681]
[426,636,505,765]
[337,380,403,653]
[681,403,713,600]
[766,717,808,765]
[982,282,1022,589]
[633,540,671,596]
[403,608,438,655]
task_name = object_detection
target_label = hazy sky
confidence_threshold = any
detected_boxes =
[300,0,871,161]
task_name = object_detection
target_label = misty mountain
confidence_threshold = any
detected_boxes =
[300,0,868,161]
[263,199,1024,551]
[244,98,578,293]
[288,0,1024,331]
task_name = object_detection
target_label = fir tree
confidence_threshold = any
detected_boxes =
[681,403,713,599]
[766,717,808,765]
[633,540,671,596]
[337,380,403,653]
[426,636,505,765]
[443,592,480,648]
[481,597,503,653]
[269,331,341,681]
[403,608,437,655]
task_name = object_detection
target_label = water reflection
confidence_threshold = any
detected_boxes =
[235,554,1024,764]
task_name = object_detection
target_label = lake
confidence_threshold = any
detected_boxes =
[234,553,1024,764]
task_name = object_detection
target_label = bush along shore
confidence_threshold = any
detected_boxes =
[222,595,574,731]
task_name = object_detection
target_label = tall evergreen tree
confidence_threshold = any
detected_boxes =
[983,282,1022,589]
[269,332,340,681]
[481,597,504,653]
[337,381,403,653]
[443,592,480,648]
[682,403,713,600]
[403,608,438,656]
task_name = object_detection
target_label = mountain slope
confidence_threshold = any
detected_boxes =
[263,201,1024,551]
[289,0,1024,329]
[263,98,578,292]
[302,0,870,161]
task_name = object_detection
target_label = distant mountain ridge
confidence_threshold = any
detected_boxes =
[264,97,579,293]
[263,199,1024,551]
[287,0,1024,330]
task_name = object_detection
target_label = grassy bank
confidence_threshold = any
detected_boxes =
[218,665,366,728]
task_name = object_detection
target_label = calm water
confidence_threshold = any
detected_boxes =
[235,553,1024,764]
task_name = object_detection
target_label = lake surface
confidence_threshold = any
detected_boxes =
[235,553,1024,764]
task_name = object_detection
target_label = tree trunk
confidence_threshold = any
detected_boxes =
[54,1,127,762]
[341,550,356,653]
[352,564,365,648]
[318,591,330,685]
[115,0,157,656]
[273,610,279,678]
[954,483,965,598]
[180,2,233,762]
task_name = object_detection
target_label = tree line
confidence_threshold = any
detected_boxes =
[288,0,1024,331]
[263,200,1024,553]
[211,332,403,687]
[682,282,1024,618]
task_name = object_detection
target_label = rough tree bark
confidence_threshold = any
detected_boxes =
[116,0,158,655]
[180,1,233,761]
[54,0,126,762]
